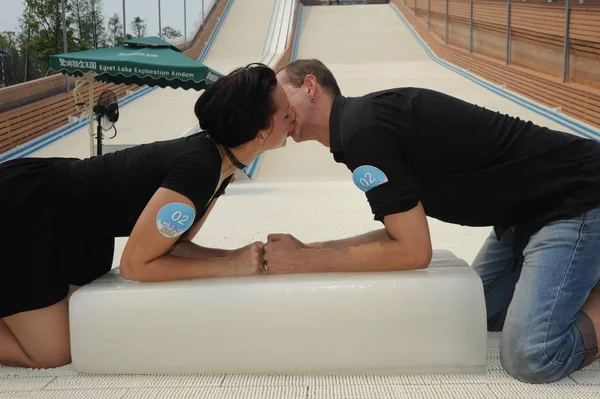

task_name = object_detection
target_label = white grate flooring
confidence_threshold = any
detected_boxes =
[1,335,599,399]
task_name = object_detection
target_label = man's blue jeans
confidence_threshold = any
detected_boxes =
[472,207,600,383]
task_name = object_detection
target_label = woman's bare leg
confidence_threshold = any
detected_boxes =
[0,285,80,368]
[0,318,32,367]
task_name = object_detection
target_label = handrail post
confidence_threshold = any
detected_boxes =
[428,0,431,31]
[563,0,571,82]
[470,0,474,53]
[445,0,449,45]
[506,0,511,65]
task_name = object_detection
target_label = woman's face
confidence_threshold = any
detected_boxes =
[259,83,296,151]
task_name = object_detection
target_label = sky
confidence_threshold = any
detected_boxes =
[0,0,215,42]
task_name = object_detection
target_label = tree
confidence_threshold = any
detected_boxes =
[130,17,147,38]
[87,0,107,49]
[107,13,123,47]
[161,26,181,40]
[0,32,27,86]
[20,0,79,80]
[22,0,64,58]
[71,0,92,47]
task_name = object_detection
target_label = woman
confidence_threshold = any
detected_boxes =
[0,63,295,369]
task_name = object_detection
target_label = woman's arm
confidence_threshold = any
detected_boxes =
[167,198,233,259]
[120,187,263,282]
[168,241,233,259]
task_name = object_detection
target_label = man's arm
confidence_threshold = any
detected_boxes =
[264,125,433,274]
[307,229,391,250]
[264,202,432,274]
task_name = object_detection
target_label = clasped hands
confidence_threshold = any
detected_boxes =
[231,234,313,276]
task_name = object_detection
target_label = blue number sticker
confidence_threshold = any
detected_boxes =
[156,203,195,238]
[352,165,389,192]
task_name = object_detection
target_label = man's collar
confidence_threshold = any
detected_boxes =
[329,95,346,155]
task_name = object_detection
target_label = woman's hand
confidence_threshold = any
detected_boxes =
[228,241,266,276]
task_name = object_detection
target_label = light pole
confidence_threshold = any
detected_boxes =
[123,0,127,40]
[158,0,162,37]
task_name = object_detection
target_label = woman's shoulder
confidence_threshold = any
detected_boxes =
[175,132,222,171]
[136,131,219,169]
[179,131,220,158]
[159,133,224,211]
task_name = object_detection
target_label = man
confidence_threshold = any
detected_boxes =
[262,59,600,384]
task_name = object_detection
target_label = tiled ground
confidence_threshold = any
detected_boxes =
[1,333,599,398]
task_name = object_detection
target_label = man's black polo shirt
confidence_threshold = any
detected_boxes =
[329,87,600,259]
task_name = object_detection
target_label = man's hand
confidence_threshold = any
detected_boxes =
[261,202,431,276]
[263,234,309,274]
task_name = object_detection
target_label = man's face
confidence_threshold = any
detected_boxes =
[277,71,314,143]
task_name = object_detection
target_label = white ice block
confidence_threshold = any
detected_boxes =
[69,249,487,375]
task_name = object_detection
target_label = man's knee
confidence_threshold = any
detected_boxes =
[500,333,584,384]
[500,346,555,384]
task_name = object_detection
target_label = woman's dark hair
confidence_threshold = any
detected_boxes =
[194,63,278,147]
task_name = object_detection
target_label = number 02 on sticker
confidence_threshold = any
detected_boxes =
[352,165,389,192]
[156,203,195,238]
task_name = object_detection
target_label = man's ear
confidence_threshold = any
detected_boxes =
[303,74,317,94]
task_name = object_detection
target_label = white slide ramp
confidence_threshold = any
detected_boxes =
[202,0,277,73]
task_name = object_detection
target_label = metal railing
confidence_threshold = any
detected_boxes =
[409,0,599,84]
